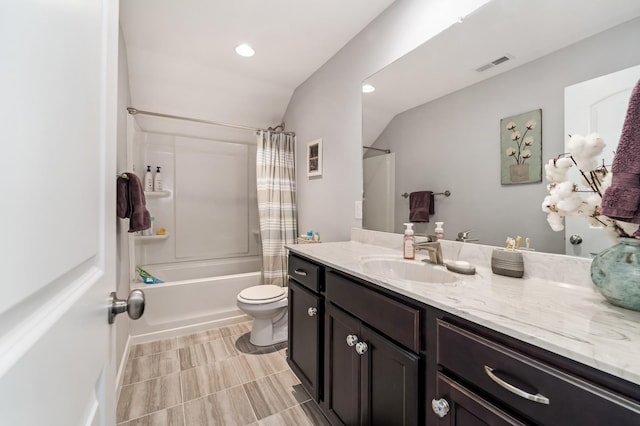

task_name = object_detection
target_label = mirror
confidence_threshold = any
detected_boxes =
[362,0,640,255]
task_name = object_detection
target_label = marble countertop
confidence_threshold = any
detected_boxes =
[286,237,640,387]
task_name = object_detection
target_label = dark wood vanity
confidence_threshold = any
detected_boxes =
[287,252,640,425]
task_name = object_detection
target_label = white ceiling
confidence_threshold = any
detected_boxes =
[120,0,395,141]
[363,0,640,146]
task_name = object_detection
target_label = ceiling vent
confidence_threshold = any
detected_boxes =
[475,54,513,72]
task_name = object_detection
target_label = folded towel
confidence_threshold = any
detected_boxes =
[601,79,640,235]
[117,172,151,232]
[409,191,434,223]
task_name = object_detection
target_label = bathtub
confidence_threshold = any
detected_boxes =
[129,256,261,341]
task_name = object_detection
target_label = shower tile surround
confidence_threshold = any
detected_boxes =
[117,321,330,426]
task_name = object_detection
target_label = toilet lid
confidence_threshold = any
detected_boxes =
[239,285,286,302]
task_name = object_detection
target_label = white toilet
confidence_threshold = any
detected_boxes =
[236,284,288,346]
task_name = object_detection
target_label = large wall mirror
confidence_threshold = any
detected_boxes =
[362,0,640,255]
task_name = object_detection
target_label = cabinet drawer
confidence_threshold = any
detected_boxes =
[437,320,640,426]
[288,254,321,292]
[326,271,420,352]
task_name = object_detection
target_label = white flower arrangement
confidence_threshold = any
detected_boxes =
[505,119,536,165]
[542,133,637,239]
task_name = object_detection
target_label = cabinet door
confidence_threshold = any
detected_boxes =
[324,303,361,426]
[287,279,322,401]
[360,324,420,426]
[433,373,529,426]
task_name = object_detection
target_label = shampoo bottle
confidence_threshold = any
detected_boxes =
[435,222,445,240]
[403,223,415,260]
[153,166,163,191]
[144,165,153,192]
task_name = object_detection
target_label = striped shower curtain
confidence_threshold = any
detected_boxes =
[256,131,298,286]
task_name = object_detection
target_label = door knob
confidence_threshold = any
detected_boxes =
[569,234,583,245]
[346,334,359,346]
[431,398,450,418]
[307,307,318,316]
[109,289,145,324]
[355,341,368,355]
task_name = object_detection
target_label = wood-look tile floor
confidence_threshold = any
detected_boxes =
[117,321,330,426]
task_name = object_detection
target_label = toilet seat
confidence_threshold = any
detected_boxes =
[238,285,286,305]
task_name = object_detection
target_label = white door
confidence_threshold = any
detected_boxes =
[564,65,640,257]
[363,153,396,232]
[0,1,119,425]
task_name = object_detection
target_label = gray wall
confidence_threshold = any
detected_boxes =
[283,0,490,242]
[374,18,640,253]
[116,26,131,369]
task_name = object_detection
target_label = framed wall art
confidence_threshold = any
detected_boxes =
[500,109,542,184]
[307,138,322,177]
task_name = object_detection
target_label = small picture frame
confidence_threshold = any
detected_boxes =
[307,139,322,177]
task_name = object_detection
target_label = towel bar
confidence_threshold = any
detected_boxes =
[401,190,451,198]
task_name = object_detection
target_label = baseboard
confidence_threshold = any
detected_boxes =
[129,314,251,345]
[115,333,131,403]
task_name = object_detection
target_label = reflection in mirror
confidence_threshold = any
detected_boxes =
[362,0,640,255]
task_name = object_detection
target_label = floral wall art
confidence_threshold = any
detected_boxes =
[500,109,542,184]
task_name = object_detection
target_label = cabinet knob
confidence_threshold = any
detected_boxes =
[346,334,359,347]
[307,307,318,317]
[355,341,368,355]
[431,398,450,418]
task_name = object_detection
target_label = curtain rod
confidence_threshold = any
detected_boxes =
[126,107,295,136]
[362,145,391,154]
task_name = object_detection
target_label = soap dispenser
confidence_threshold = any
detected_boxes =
[153,166,163,191]
[403,223,415,260]
[435,222,445,240]
[144,165,153,192]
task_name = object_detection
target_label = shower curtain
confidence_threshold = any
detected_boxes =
[256,131,297,286]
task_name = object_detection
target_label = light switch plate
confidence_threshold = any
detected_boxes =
[354,200,363,219]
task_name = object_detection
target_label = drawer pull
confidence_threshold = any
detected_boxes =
[307,307,318,317]
[484,366,550,405]
[294,269,308,276]
[346,334,359,347]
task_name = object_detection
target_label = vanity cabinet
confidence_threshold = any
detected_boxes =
[324,270,421,426]
[287,254,323,402]
[431,319,640,425]
[287,250,640,426]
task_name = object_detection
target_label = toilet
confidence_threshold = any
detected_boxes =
[236,284,288,346]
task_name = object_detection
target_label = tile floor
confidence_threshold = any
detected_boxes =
[117,321,330,426]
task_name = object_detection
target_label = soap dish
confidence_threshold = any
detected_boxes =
[445,261,476,275]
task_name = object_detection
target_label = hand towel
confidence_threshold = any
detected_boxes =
[117,172,151,232]
[116,175,131,219]
[601,79,640,235]
[409,191,434,223]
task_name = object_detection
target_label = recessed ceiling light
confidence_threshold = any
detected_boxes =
[362,84,375,93]
[235,44,255,57]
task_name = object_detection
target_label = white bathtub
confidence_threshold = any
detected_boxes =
[129,257,261,341]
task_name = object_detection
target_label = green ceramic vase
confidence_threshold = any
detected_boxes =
[591,237,640,311]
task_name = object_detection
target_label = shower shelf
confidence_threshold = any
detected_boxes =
[144,190,171,198]
[135,234,169,242]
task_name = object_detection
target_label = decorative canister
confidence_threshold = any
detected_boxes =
[491,249,524,278]
[590,238,640,311]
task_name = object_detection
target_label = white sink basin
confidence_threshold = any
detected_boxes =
[361,256,457,284]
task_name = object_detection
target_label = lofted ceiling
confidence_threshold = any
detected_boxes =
[362,0,640,146]
[120,0,395,142]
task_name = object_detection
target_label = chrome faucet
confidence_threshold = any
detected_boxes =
[456,230,479,243]
[414,235,444,265]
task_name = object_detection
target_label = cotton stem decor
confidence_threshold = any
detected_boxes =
[542,133,638,239]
